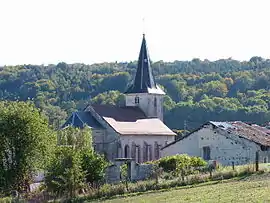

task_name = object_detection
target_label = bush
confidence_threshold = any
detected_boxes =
[45,146,85,198]
[158,155,178,172]
[0,197,12,203]
[157,154,207,180]
[81,149,108,185]
[45,127,108,199]
[158,154,207,172]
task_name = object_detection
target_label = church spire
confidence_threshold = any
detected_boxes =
[125,34,165,94]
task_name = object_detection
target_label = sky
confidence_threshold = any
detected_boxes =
[0,0,270,65]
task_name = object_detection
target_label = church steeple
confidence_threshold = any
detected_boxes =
[125,34,165,121]
[125,34,165,95]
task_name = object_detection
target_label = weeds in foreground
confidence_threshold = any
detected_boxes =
[1,164,267,203]
[68,164,266,202]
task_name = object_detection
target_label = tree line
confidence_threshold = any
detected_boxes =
[1,56,270,130]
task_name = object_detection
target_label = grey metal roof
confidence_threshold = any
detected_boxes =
[91,104,175,136]
[209,121,235,130]
[62,111,104,129]
[125,34,165,95]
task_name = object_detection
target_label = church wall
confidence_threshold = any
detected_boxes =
[161,124,270,166]
[92,129,105,153]
[125,93,164,121]
[120,135,174,162]
[85,106,120,161]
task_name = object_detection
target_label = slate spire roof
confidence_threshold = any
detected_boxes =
[125,34,165,94]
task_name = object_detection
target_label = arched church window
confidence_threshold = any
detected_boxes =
[124,145,130,158]
[131,142,136,159]
[136,145,141,163]
[154,142,160,160]
[154,97,157,107]
[135,96,140,104]
[143,142,148,162]
[117,142,122,158]
[148,145,152,161]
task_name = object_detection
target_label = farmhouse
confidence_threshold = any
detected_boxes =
[161,121,270,166]
[62,34,176,163]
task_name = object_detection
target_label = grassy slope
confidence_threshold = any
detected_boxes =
[95,174,270,203]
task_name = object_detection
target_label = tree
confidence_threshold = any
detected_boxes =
[120,163,129,191]
[81,149,108,185]
[45,146,85,198]
[0,101,56,192]
[45,127,108,197]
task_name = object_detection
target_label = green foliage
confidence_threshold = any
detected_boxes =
[120,163,129,191]
[0,101,56,192]
[81,149,108,185]
[71,164,262,202]
[58,126,92,150]
[157,154,207,177]
[96,174,269,203]
[45,127,108,198]
[45,146,85,198]
[2,59,270,131]
[120,163,128,181]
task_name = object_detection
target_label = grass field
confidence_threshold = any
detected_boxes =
[93,173,270,203]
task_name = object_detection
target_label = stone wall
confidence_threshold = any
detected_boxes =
[105,164,121,183]
[105,161,153,183]
[134,163,153,181]
[125,93,164,121]
[85,106,120,161]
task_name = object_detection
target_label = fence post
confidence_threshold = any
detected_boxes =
[255,151,259,172]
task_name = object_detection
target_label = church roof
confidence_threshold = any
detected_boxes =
[125,34,165,95]
[62,111,104,129]
[91,104,175,136]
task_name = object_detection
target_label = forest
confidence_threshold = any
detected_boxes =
[1,56,270,131]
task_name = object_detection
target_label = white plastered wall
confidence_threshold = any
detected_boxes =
[161,124,270,166]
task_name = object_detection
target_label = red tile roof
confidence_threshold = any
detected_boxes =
[228,121,270,147]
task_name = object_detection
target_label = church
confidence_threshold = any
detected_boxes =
[63,34,176,163]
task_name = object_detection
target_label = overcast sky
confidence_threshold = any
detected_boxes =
[0,0,270,65]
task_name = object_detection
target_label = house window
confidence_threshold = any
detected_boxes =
[135,96,140,104]
[124,145,130,158]
[261,145,268,151]
[203,146,211,160]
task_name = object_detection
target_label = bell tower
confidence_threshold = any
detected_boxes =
[125,34,165,121]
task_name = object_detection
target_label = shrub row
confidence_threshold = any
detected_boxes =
[70,165,262,202]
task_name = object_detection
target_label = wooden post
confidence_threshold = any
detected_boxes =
[232,161,235,170]
[255,151,259,172]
